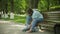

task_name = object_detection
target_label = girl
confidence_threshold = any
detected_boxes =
[22,8,44,33]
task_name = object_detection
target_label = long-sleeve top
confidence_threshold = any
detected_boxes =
[32,9,43,19]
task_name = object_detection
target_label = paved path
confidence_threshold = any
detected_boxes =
[0,20,54,34]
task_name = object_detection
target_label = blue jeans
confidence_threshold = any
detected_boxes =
[25,15,43,31]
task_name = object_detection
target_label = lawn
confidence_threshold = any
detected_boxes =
[0,15,26,24]
[14,15,26,24]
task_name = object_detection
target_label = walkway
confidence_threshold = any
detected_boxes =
[0,20,54,34]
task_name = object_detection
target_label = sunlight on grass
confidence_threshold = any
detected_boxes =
[13,15,26,24]
[0,15,26,24]
[14,19,26,24]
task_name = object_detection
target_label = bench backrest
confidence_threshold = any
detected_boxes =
[42,11,60,24]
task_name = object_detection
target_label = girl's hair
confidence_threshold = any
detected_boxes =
[26,8,33,16]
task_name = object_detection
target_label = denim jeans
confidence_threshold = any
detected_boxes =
[25,15,43,31]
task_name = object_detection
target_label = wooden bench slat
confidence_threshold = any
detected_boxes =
[40,11,60,31]
[45,11,60,13]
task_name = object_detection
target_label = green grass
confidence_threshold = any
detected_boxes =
[14,15,26,24]
[0,15,26,24]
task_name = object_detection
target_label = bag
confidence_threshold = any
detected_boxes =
[54,23,60,34]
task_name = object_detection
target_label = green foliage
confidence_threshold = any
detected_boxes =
[1,0,60,13]
[38,0,48,11]
[50,5,60,11]
[14,0,27,14]
[38,0,60,11]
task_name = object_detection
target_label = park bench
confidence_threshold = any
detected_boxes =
[39,11,60,31]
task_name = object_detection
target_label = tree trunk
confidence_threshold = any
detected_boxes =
[33,0,39,9]
[4,0,8,18]
[5,0,8,14]
[0,0,2,18]
[47,0,50,11]
[10,0,14,19]
[1,0,5,18]
[10,0,14,12]
[30,0,39,9]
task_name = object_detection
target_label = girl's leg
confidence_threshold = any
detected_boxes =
[26,15,32,26]
[27,19,38,32]
[27,18,43,32]
[22,16,32,31]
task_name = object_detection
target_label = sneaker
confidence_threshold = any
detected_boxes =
[26,30,37,33]
[22,28,30,32]
[39,29,45,32]
[26,30,33,33]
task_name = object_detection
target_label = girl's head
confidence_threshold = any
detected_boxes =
[26,8,33,16]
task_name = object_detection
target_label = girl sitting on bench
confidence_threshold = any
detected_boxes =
[22,8,44,33]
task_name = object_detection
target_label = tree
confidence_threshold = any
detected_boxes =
[13,0,27,14]
[32,0,39,8]
[38,0,60,11]
[10,0,14,13]
[5,0,8,14]
[38,0,48,11]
